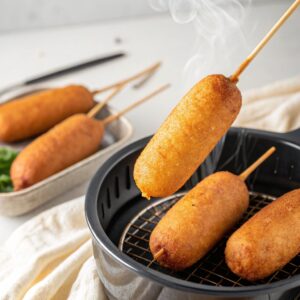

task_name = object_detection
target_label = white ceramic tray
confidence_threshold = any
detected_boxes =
[0,86,133,216]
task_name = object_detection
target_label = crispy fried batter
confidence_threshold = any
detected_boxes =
[150,172,249,270]
[134,75,242,199]
[0,85,94,142]
[10,114,103,190]
[225,189,300,281]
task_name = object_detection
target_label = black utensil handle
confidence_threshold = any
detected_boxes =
[24,52,125,85]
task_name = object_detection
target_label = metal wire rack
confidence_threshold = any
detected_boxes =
[119,192,300,287]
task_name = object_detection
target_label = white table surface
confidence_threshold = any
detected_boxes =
[0,2,299,245]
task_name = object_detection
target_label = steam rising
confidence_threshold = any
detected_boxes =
[149,0,251,89]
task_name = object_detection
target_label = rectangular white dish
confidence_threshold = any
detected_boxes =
[0,86,133,216]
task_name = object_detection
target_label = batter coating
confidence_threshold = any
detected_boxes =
[225,189,300,281]
[11,114,103,190]
[0,85,94,142]
[150,172,249,270]
[134,75,242,199]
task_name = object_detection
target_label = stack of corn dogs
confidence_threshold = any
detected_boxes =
[132,0,300,282]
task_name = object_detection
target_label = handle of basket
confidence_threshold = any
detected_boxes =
[282,128,300,145]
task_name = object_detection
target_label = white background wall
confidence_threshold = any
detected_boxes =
[0,0,287,33]
[0,0,155,32]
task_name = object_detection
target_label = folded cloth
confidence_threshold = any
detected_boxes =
[0,76,299,300]
[0,198,107,300]
[234,76,300,132]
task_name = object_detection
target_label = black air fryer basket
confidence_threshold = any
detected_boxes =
[86,127,300,300]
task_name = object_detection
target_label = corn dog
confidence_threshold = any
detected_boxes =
[134,75,241,199]
[11,114,103,190]
[0,85,94,142]
[150,148,275,270]
[225,189,300,281]
[134,1,299,199]
[150,171,248,270]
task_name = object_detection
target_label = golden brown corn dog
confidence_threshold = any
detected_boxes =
[150,172,249,270]
[134,75,241,199]
[0,85,94,142]
[225,189,300,281]
[11,114,103,190]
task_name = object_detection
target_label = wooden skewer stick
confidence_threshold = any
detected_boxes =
[230,0,300,82]
[153,248,165,261]
[87,84,125,118]
[92,62,161,95]
[239,146,276,181]
[102,83,170,126]
[88,62,161,117]
[133,66,159,89]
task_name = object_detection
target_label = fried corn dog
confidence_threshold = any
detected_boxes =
[150,171,249,270]
[134,1,299,199]
[150,147,275,270]
[225,189,300,281]
[0,85,94,142]
[134,75,241,199]
[10,114,103,190]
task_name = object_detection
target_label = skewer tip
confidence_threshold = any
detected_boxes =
[153,248,165,260]
[239,146,276,181]
[102,83,170,126]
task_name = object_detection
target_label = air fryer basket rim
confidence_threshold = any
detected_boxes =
[85,127,300,297]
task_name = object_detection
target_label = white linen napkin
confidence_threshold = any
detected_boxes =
[234,76,300,132]
[0,76,299,300]
[0,198,107,300]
